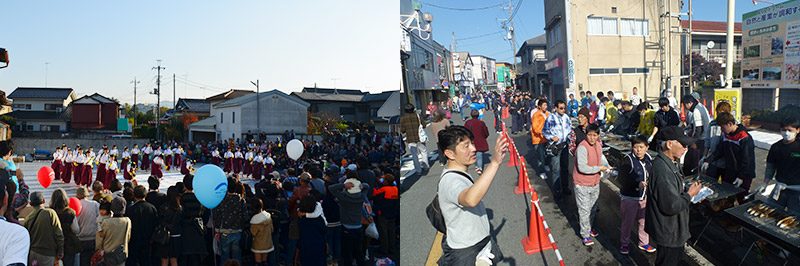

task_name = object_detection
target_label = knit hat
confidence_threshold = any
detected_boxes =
[578,107,590,118]
[111,197,126,215]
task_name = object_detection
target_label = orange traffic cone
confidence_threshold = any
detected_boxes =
[521,192,555,254]
[507,144,519,167]
[515,158,532,194]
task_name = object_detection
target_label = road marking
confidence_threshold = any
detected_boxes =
[425,232,443,266]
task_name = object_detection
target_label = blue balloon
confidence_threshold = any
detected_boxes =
[193,164,228,209]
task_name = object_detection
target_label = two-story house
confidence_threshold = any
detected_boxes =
[516,34,548,95]
[7,87,76,132]
[453,52,475,94]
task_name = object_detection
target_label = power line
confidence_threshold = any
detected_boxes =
[456,30,503,41]
[509,0,524,22]
[422,1,503,11]
[172,75,227,91]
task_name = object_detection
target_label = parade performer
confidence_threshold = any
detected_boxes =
[163,145,173,171]
[106,154,119,183]
[224,148,234,174]
[63,148,74,184]
[96,147,109,188]
[52,146,63,182]
[85,150,97,187]
[211,148,221,167]
[73,147,85,185]
[151,154,164,178]
[124,161,137,181]
[263,154,275,174]
[180,159,194,175]
[142,143,153,170]
[253,152,263,180]
[131,144,140,169]
[244,148,254,178]
[234,147,244,174]
[110,145,119,161]
[174,146,184,170]
[121,147,130,173]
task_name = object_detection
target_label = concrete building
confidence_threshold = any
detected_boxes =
[7,87,76,132]
[188,90,309,142]
[516,34,549,94]
[452,52,476,94]
[470,55,497,91]
[543,0,682,102]
[70,93,120,130]
[401,0,448,108]
[433,40,456,98]
[291,87,396,132]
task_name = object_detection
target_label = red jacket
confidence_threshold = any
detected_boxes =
[464,118,490,152]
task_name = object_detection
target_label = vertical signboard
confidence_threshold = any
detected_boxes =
[714,88,743,121]
[742,0,800,88]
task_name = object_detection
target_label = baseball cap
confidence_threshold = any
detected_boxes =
[659,126,695,147]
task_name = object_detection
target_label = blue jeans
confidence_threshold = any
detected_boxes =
[325,225,342,262]
[219,232,242,264]
[475,151,485,170]
[531,144,546,174]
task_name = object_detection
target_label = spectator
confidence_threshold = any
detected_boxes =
[0,179,30,266]
[297,195,326,266]
[322,168,342,265]
[702,101,733,179]
[573,124,611,246]
[464,109,490,174]
[436,126,507,265]
[567,93,580,117]
[157,186,182,266]
[530,99,550,180]
[646,126,701,266]
[372,174,399,260]
[51,189,81,266]
[76,186,100,266]
[329,172,371,266]
[400,103,429,174]
[146,175,167,209]
[429,111,450,152]
[629,87,643,106]
[213,177,249,264]
[637,102,655,138]
[96,197,132,266]
[180,174,208,265]
[681,94,711,175]
[543,100,573,200]
[127,185,158,266]
[708,113,755,203]
[24,191,65,265]
[617,136,656,254]
[649,97,681,144]
[250,198,274,266]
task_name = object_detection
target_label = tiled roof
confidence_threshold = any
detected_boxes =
[8,87,74,100]
[680,20,742,34]
[301,87,365,95]
[205,89,255,102]
[214,90,310,108]
[176,98,211,113]
[291,92,365,102]
[361,91,396,102]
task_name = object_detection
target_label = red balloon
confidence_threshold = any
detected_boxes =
[37,166,55,188]
[69,197,82,216]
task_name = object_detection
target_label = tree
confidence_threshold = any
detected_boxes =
[683,52,724,86]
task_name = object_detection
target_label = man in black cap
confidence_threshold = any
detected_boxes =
[645,126,702,266]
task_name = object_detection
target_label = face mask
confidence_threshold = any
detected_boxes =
[782,130,797,142]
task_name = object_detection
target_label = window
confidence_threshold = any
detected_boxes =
[340,107,355,115]
[40,125,59,132]
[620,19,648,36]
[622,67,649,74]
[548,23,562,47]
[589,68,620,75]
[25,125,33,131]
[44,104,61,111]
[12,104,31,110]
[220,113,224,123]
[587,17,618,35]
[232,112,235,124]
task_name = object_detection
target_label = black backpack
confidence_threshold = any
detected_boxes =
[426,170,473,234]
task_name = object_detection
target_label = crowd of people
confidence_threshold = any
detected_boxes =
[426,87,799,266]
[0,125,401,266]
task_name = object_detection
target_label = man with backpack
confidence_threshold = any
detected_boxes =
[434,126,507,265]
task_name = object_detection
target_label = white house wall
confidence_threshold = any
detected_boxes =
[212,105,243,142]
[240,95,308,135]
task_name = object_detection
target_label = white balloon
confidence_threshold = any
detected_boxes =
[286,139,304,160]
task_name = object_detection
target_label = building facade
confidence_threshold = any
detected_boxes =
[70,93,120,130]
[516,34,549,94]
[543,0,682,103]
[7,87,76,132]
[452,52,475,94]
[470,55,497,91]
[401,0,450,108]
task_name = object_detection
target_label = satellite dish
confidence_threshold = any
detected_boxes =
[707,41,715,49]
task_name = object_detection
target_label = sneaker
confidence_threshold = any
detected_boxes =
[638,244,656,253]
[590,230,599,238]
[620,245,630,255]
[539,173,548,180]
[582,237,594,246]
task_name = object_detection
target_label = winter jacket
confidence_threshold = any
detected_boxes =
[464,118,490,152]
[180,192,208,255]
[24,207,64,257]
[249,211,274,253]
[531,110,550,145]
[645,153,692,247]
[712,124,756,180]
[213,193,249,231]
[618,153,653,198]
[298,206,327,266]
[96,217,131,256]
[128,200,159,249]
[55,208,81,255]
[329,183,368,228]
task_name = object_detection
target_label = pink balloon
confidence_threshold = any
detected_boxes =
[37,166,55,188]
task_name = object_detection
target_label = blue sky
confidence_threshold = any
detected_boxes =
[0,1,398,105]
[425,0,771,63]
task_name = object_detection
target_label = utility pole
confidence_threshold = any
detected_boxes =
[250,80,260,140]
[503,0,518,90]
[725,0,735,88]
[451,32,457,52]
[131,78,140,126]
[173,73,176,109]
[152,60,165,142]
[688,0,693,94]
[331,78,339,94]
[45,62,49,87]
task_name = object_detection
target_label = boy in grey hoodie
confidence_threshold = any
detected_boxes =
[329,175,369,266]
